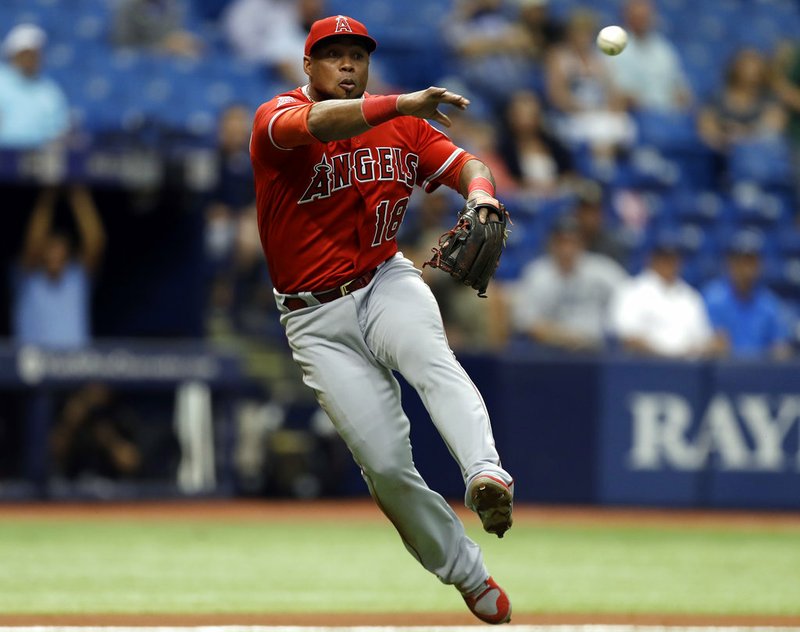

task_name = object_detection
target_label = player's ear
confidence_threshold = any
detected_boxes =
[303,55,312,77]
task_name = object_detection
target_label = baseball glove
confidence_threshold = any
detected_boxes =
[424,197,509,298]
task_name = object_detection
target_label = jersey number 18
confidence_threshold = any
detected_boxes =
[371,197,409,247]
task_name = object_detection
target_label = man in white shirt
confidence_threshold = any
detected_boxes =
[606,0,692,112]
[511,214,629,352]
[609,231,723,358]
[222,0,323,87]
[0,24,69,148]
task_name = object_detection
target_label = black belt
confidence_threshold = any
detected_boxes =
[283,266,379,312]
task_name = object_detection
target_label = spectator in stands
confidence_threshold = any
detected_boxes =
[516,0,563,62]
[606,0,692,112]
[205,103,256,244]
[443,0,539,107]
[698,48,786,153]
[50,383,142,482]
[510,213,628,353]
[448,111,519,198]
[545,9,635,175]
[204,104,273,337]
[703,230,792,360]
[11,185,106,349]
[772,41,800,198]
[571,178,630,267]
[205,104,254,278]
[222,0,325,87]
[499,89,573,196]
[609,231,723,358]
[111,0,203,59]
[0,23,70,149]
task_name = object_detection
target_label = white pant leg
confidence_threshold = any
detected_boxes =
[279,289,487,592]
[360,255,513,494]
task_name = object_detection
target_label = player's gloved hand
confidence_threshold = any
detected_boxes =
[468,193,502,224]
[424,196,510,298]
[397,87,470,128]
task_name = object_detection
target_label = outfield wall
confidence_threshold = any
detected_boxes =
[402,350,800,510]
[2,344,800,508]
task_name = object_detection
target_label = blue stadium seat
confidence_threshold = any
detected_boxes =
[728,137,794,189]
[495,218,545,281]
[615,146,681,190]
[675,222,716,258]
[634,110,702,152]
[729,5,786,52]
[777,230,800,258]
[763,257,800,300]
[326,0,448,39]
[670,189,731,225]
[683,252,722,287]
[679,41,728,102]
[729,183,793,227]
[626,220,721,285]
[631,109,718,190]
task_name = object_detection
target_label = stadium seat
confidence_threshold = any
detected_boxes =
[670,189,731,225]
[763,256,800,300]
[680,41,728,102]
[634,110,702,153]
[495,220,544,281]
[616,146,681,189]
[777,229,800,257]
[729,183,793,227]
[675,222,716,258]
[728,137,794,189]
[683,252,722,287]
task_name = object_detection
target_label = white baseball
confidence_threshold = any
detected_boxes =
[596,25,628,56]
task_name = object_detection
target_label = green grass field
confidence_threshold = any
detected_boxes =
[1,515,799,615]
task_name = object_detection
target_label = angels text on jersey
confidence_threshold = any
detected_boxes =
[299,147,419,204]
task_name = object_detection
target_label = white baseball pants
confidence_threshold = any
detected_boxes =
[275,253,512,594]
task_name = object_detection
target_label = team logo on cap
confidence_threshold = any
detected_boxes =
[335,15,353,33]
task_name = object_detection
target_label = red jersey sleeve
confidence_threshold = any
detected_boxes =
[411,120,478,194]
[251,90,316,163]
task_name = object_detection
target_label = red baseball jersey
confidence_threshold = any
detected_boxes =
[251,87,476,294]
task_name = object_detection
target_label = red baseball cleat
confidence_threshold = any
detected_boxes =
[462,576,512,624]
[468,474,513,538]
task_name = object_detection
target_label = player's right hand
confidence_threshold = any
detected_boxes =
[397,87,470,128]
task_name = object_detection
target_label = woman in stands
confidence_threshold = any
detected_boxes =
[698,47,786,151]
[544,8,635,178]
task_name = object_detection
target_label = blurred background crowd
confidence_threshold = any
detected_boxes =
[3,0,800,496]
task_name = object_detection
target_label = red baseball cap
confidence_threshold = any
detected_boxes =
[304,15,378,56]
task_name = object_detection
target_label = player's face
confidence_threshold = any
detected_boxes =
[304,37,370,100]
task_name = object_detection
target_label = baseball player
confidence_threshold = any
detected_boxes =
[250,15,514,625]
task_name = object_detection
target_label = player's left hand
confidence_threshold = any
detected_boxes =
[423,197,510,297]
[467,193,501,224]
[397,87,470,128]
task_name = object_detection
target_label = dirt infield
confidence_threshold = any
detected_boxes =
[1,499,799,627]
[2,498,800,530]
